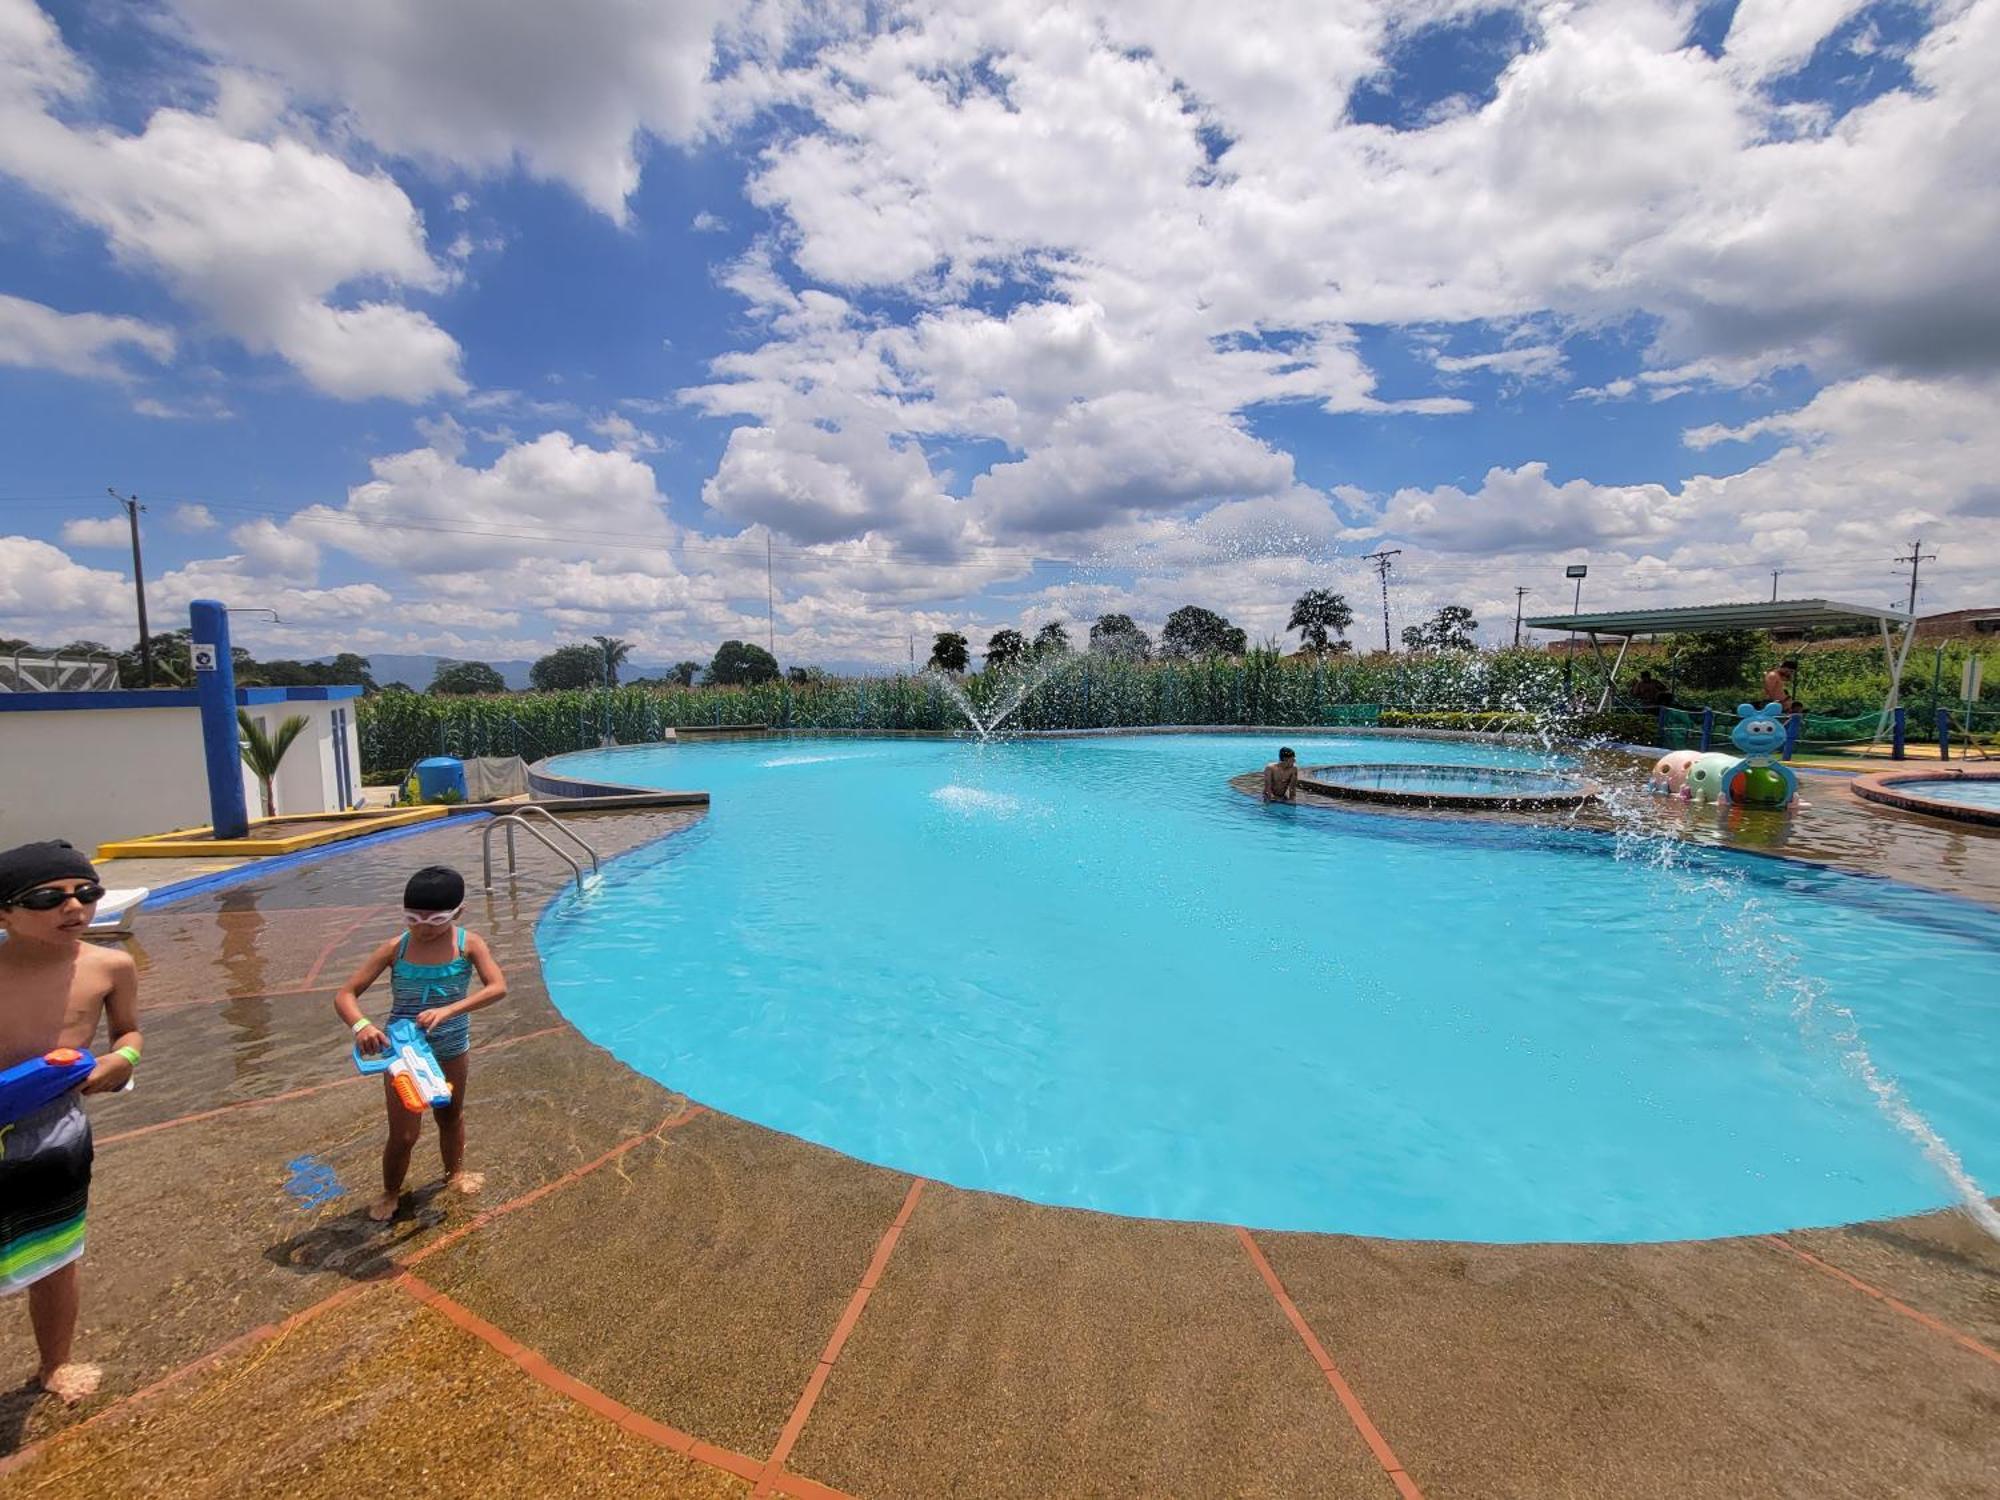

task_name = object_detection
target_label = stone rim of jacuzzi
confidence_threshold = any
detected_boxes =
[1853,766,2000,828]
[1294,760,1600,812]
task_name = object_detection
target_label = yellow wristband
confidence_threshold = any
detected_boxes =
[350,1017,373,1034]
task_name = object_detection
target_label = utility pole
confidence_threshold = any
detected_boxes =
[1363,549,1401,653]
[909,632,915,667]
[1770,567,1783,603]
[1895,538,1936,617]
[1513,586,1532,648]
[765,532,776,654]
[108,488,151,685]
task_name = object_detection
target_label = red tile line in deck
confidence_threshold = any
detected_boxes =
[1236,1227,1426,1500]
[301,903,390,986]
[94,1024,569,1147]
[1761,1235,2000,1369]
[751,1177,929,1499]
[0,1101,709,1482]
[395,1273,850,1497]
[397,1100,708,1270]
[0,1277,382,1483]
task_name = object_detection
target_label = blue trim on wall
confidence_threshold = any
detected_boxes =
[0,683,364,712]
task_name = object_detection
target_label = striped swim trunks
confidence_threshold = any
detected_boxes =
[0,1094,92,1296]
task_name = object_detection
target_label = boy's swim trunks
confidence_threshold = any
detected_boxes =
[0,1094,92,1295]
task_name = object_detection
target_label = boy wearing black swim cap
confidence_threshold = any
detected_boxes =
[0,839,143,1403]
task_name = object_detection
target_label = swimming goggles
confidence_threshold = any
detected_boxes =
[402,905,463,926]
[9,883,106,911]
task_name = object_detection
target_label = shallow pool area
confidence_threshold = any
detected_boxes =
[538,734,2000,1243]
[1896,777,2000,810]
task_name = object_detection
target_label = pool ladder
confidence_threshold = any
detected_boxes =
[481,805,602,892]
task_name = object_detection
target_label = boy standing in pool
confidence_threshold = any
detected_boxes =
[334,866,506,1222]
[0,839,143,1402]
[1262,747,1299,802]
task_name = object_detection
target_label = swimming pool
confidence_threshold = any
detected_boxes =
[538,734,2000,1243]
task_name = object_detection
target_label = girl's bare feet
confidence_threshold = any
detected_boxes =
[39,1362,101,1403]
[367,1192,400,1222]
[446,1170,485,1195]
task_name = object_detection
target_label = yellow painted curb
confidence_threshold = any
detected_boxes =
[96,806,448,859]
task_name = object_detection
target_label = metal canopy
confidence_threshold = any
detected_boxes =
[1520,598,1917,732]
[1521,597,1910,637]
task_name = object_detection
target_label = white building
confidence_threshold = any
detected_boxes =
[0,685,365,854]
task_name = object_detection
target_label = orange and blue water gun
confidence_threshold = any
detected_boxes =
[351,1017,452,1112]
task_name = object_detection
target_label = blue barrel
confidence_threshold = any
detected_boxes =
[414,756,467,801]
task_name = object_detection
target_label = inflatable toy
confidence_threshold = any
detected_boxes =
[1720,701,1799,810]
[1649,749,1701,794]
[1684,751,1740,804]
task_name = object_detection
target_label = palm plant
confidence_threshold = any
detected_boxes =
[238,709,308,820]
[592,635,633,687]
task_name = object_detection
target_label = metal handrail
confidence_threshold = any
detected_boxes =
[482,814,585,892]
[507,803,600,875]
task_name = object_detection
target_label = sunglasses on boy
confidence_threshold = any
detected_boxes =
[8,882,107,911]
[402,904,463,926]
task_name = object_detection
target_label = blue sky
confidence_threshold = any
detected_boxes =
[1,0,1995,672]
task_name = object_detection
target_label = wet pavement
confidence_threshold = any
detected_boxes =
[3,771,1999,1498]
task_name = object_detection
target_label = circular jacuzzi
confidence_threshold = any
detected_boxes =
[1854,768,2000,827]
[1298,761,1598,811]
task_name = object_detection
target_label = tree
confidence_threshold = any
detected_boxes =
[329,652,377,691]
[787,665,827,685]
[669,660,702,687]
[984,628,1027,671]
[1402,604,1479,653]
[591,635,632,687]
[1032,620,1071,656]
[1160,605,1247,659]
[1670,630,1761,691]
[430,660,507,695]
[1089,613,1152,660]
[1288,589,1355,654]
[237,710,308,820]
[531,643,612,691]
[928,631,970,673]
[709,639,779,685]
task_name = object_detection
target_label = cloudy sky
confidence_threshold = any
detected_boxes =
[1,0,1995,672]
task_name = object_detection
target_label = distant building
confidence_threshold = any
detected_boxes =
[1916,607,2000,639]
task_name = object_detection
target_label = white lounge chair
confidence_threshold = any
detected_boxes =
[88,887,150,937]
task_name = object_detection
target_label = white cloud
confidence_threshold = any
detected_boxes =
[59,516,129,548]
[0,535,129,628]
[1724,0,1870,81]
[690,209,726,233]
[168,0,751,220]
[0,292,174,380]
[171,503,219,532]
[588,412,664,455]
[0,1,464,401]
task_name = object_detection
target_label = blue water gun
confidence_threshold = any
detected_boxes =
[0,1047,96,1126]
[352,1017,452,1112]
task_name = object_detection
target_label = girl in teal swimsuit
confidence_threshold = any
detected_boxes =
[334,866,508,1222]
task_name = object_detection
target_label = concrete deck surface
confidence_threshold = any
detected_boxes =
[3,785,1998,1498]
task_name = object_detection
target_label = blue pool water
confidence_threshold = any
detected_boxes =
[1307,764,1588,798]
[1896,777,2000,812]
[538,734,2000,1242]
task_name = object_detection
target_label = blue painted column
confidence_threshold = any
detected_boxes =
[189,599,249,838]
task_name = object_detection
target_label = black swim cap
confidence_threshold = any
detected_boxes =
[403,865,465,911]
[1279,746,1296,760]
[0,840,98,905]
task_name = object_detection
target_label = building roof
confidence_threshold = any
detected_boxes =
[0,684,364,712]
[1521,598,1911,638]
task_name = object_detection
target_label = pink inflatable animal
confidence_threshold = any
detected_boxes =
[1649,749,1701,795]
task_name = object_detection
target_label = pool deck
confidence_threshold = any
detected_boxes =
[5,787,2000,1497]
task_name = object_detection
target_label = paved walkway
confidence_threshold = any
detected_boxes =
[4,799,1999,1497]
